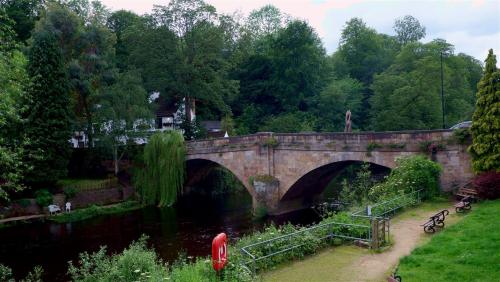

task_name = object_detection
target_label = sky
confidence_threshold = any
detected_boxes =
[100,0,500,61]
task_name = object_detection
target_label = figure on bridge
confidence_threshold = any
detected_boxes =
[344,110,352,133]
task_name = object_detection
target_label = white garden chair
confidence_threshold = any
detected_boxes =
[48,204,61,215]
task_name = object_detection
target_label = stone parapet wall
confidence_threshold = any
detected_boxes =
[186,130,473,215]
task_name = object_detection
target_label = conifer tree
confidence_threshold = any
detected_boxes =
[24,30,72,185]
[469,49,500,173]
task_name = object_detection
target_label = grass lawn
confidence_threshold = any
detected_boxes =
[261,198,458,282]
[398,199,500,281]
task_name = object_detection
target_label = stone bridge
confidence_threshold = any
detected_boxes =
[185,130,472,215]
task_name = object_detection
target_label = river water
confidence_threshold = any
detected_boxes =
[0,192,319,281]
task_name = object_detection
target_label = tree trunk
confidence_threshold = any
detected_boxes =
[113,146,119,175]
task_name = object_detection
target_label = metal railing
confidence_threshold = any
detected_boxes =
[351,189,423,219]
[239,189,423,274]
[240,221,371,274]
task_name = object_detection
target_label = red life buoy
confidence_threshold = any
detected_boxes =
[211,233,228,272]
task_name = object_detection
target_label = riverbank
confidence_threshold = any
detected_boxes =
[48,200,144,223]
[261,199,462,282]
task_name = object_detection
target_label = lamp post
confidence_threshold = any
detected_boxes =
[440,51,445,129]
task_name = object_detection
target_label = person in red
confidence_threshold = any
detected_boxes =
[212,233,228,272]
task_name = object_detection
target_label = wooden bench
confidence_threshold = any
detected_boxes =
[454,196,472,213]
[456,187,478,199]
[421,209,449,233]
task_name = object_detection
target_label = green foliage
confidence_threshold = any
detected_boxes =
[261,137,279,148]
[452,128,472,144]
[0,24,29,201]
[393,15,426,45]
[259,112,316,133]
[135,131,186,207]
[50,201,142,223]
[68,235,168,281]
[17,198,31,208]
[0,263,43,282]
[315,77,364,131]
[469,49,500,173]
[369,155,441,201]
[24,29,72,185]
[34,189,52,207]
[96,70,153,174]
[398,200,500,281]
[370,40,481,131]
[64,187,78,199]
[339,163,373,206]
[366,142,383,152]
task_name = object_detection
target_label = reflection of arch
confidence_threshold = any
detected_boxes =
[185,159,253,197]
[281,160,391,202]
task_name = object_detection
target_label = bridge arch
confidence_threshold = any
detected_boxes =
[280,160,392,202]
[185,158,254,198]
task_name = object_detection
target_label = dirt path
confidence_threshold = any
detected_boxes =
[0,214,46,224]
[262,201,461,282]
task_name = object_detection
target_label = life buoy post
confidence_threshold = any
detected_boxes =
[211,233,228,273]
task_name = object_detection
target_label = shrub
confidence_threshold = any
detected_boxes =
[17,198,32,208]
[369,155,441,201]
[0,264,43,282]
[34,189,53,207]
[452,128,472,144]
[473,171,500,199]
[68,235,168,281]
[64,187,78,199]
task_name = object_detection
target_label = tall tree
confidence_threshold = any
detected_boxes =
[0,0,44,42]
[393,15,426,45]
[334,18,397,129]
[0,17,29,200]
[24,30,72,185]
[151,0,236,139]
[95,70,152,175]
[469,49,500,173]
[370,40,482,131]
[106,9,142,70]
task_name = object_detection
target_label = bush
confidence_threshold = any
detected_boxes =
[17,198,32,208]
[370,155,441,201]
[64,187,78,199]
[68,235,168,281]
[34,189,53,207]
[473,171,500,199]
[0,264,43,282]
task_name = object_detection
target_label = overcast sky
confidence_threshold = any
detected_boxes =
[100,0,500,61]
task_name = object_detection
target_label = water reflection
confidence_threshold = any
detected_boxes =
[0,192,319,281]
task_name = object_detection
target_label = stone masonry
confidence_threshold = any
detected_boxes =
[186,130,473,215]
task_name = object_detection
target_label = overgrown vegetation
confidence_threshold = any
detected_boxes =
[0,264,43,282]
[49,201,142,223]
[134,131,186,207]
[398,200,500,281]
[369,155,441,201]
[34,189,52,207]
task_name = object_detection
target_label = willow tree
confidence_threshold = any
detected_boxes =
[136,131,186,207]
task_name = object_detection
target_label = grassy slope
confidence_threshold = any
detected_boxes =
[398,200,500,281]
[261,199,456,282]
